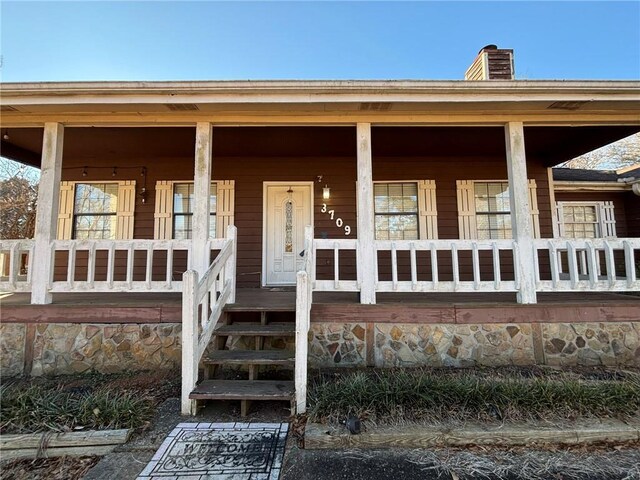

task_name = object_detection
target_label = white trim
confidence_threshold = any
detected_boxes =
[554,181,631,192]
[555,201,617,239]
[261,181,314,288]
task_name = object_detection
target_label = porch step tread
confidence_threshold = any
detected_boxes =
[224,304,296,312]
[215,323,295,336]
[203,349,295,365]
[189,380,295,400]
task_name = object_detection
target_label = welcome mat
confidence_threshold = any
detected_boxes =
[137,422,288,480]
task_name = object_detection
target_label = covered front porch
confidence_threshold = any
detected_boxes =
[1,82,639,414]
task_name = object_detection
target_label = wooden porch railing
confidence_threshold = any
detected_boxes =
[312,238,359,292]
[48,239,200,292]
[181,225,237,415]
[294,225,314,414]
[374,239,519,293]
[534,238,639,292]
[0,240,34,292]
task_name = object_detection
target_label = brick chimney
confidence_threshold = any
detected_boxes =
[464,45,515,80]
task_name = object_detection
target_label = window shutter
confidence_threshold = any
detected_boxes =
[528,179,540,238]
[57,181,75,240]
[599,201,617,238]
[456,180,477,239]
[216,180,235,239]
[555,202,565,238]
[417,180,438,239]
[116,180,136,240]
[154,181,174,240]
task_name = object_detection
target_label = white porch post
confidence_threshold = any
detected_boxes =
[356,123,376,304]
[505,121,537,304]
[193,122,213,276]
[31,123,64,304]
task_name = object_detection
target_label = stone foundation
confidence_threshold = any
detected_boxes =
[0,323,26,377]
[2,320,639,377]
[310,322,640,368]
[1,323,182,377]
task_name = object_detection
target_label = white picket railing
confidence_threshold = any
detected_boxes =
[0,240,34,292]
[294,225,314,414]
[181,226,237,415]
[312,238,359,292]
[47,238,227,293]
[534,238,639,292]
[374,239,519,293]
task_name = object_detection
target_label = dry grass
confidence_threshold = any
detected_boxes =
[307,366,640,426]
[0,456,100,480]
[0,370,180,434]
[407,447,640,480]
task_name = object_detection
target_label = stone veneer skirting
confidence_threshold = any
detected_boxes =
[309,322,640,368]
[2,321,639,377]
[0,323,182,377]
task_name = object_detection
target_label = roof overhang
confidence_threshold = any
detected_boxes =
[1,80,640,127]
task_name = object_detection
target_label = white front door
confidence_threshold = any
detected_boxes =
[263,183,313,286]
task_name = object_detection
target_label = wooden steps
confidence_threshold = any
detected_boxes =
[189,302,297,416]
[189,380,295,401]
[214,323,295,336]
[203,349,294,366]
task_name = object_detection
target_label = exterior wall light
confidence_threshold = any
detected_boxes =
[323,185,331,200]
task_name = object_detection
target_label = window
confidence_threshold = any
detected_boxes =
[562,204,598,238]
[557,202,616,239]
[172,183,217,239]
[374,182,419,240]
[73,183,118,239]
[474,182,512,240]
[456,179,540,240]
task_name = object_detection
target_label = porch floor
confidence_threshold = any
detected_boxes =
[1,289,639,324]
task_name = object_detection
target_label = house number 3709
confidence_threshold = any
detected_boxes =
[321,204,351,235]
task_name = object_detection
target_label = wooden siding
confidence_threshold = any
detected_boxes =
[554,191,629,237]
[55,127,556,288]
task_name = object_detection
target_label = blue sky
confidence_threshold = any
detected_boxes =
[1,1,639,81]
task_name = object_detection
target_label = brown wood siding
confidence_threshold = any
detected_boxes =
[55,127,555,288]
[554,191,629,237]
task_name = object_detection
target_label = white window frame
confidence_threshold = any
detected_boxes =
[457,179,540,240]
[57,180,136,240]
[556,201,616,239]
[372,179,438,240]
[171,182,217,240]
[154,180,234,240]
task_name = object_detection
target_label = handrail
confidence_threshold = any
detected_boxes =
[0,239,34,292]
[181,225,237,415]
[294,225,314,414]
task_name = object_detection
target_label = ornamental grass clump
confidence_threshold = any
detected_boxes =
[307,367,640,425]
[0,383,155,434]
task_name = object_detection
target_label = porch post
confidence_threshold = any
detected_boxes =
[505,122,537,304]
[356,123,376,304]
[31,123,64,304]
[193,122,213,276]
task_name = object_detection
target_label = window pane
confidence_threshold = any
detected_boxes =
[173,183,193,214]
[560,204,601,238]
[74,215,116,239]
[173,183,217,239]
[74,183,118,214]
[174,214,192,240]
[374,183,420,239]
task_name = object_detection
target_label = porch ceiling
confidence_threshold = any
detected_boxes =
[2,125,638,169]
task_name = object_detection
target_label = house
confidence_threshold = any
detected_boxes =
[1,46,639,415]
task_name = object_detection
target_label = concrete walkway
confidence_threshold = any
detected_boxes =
[84,399,640,480]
